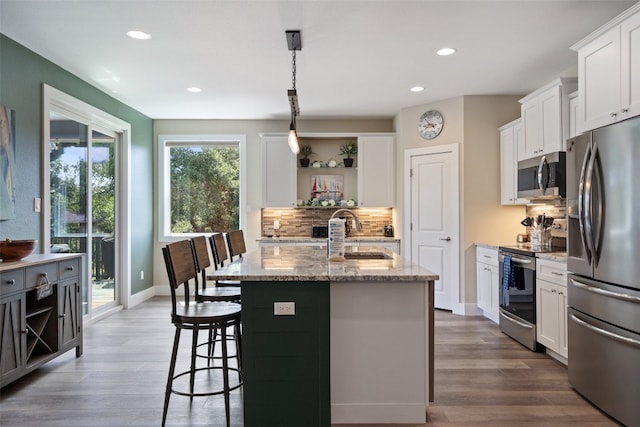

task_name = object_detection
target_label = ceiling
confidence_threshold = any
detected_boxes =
[0,1,636,120]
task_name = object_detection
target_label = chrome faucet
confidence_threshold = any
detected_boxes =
[329,208,363,232]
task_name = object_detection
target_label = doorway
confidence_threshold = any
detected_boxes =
[43,85,131,319]
[404,144,460,311]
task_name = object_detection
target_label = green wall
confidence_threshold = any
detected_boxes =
[0,34,154,295]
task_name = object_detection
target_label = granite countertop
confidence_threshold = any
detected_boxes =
[257,236,400,243]
[536,252,568,263]
[208,245,437,282]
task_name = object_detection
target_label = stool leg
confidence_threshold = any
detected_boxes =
[190,325,199,401]
[235,322,242,383]
[222,322,231,427]
[162,327,181,426]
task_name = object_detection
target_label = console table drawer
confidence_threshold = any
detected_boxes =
[59,258,80,280]
[26,263,58,288]
[0,269,25,294]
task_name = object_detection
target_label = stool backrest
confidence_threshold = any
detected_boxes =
[226,230,246,261]
[163,239,197,313]
[210,233,229,267]
[191,236,211,291]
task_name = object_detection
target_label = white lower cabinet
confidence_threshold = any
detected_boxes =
[476,246,499,323]
[536,258,568,363]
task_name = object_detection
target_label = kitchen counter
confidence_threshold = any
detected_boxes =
[536,252,567,263]
[209,245,437,425]
[208,245,434,282]
[257,236,400,244]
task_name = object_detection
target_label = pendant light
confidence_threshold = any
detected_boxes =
[286,30,301,154]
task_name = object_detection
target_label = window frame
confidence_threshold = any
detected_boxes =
[157,134,246,241]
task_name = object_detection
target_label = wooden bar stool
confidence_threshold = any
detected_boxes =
[161,239,241,427]
[225,229,246,261]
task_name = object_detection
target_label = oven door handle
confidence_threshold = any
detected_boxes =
[500,310,533,329]
[499,254,533,264]
[570,313,640,348]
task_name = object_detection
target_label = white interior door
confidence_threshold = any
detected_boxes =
[407,145,459,310]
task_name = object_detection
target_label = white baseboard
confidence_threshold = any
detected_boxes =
[153,284,171,297]
[127,286,157,308]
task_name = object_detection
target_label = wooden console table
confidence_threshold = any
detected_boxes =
[1,254,83,388]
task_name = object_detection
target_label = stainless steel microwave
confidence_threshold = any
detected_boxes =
[517,152,566,200]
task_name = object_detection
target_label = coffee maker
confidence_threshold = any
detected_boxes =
[384,225,394,237]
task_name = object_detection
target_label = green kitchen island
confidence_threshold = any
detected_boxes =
[208,245,437,426]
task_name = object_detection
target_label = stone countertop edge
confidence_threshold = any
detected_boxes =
[536,252,568,263]
[258,236,401,243]
[475,243,502,250]
[208,246,437,282]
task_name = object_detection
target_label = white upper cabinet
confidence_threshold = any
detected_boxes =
[357,135,395,207]
[499,119,527,205]
[262,135,296,207]
[572,3,640,133]
[568,91,579,138]
[518,78,577,161]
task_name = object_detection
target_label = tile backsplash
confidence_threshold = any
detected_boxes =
[262,208,393,238]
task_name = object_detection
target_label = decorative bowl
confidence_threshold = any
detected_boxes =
[0,239,37,261]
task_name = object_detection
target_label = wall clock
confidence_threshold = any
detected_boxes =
[418,110,444,140]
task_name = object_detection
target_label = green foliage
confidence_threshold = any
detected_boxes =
[169,146,240,233]
[300,144,314,159]
[339,142,358,159]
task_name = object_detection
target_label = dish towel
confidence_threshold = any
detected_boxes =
[502,255,515,290]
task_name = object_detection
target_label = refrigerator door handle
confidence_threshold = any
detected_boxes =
[578,145,592,263]
[570,313,640,348]
[570,278,640,303]
[592,144,604,264]
[584,143,597,266]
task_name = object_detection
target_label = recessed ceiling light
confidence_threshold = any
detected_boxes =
[187,87,202,93]
[437,47,456,56]
[126,30,151,40]
[410,86,424,92]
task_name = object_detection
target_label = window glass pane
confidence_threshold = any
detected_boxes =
[169,144,240,233]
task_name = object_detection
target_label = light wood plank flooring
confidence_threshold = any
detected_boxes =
[0,298,618,426]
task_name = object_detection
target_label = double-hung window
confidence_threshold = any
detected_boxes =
[158,135,246,240]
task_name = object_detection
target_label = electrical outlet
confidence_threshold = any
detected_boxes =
[274,302,295,316]
[33,197,41,213]
[140,270,144,280]
[274,220,280,230]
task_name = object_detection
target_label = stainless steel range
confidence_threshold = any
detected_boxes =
[498,244,564,351]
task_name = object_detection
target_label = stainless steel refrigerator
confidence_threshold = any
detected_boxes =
[566,116,640,427]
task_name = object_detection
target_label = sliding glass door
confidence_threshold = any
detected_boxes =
[49,113,119,315]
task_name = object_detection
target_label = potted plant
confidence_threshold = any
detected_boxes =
[339,142,358,167]
[299,144,314,167]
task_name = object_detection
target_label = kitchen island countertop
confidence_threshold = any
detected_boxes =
[207,245,437,282]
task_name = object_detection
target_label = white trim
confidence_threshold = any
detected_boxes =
[157,134,247,242]
[403,143,462,314]
[42,84,132,312]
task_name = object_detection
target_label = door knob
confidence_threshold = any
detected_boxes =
[440,237,452,241]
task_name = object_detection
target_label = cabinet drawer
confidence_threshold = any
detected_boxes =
[25,263,58,289]
[476,246,498,267]
[59,258,80,280]
[0,269,25,294]
[536,259,567,285]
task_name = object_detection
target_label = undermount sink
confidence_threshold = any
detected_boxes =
[343,252,391,260]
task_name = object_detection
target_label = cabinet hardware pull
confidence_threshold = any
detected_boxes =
[551,271,564,276]
[21,329,28,334]
[483,255,491,258]
[610,112,617,117]
[551,289,557,293]
[6,279,16,285]
[622,108,629,113]
[59,314,66,318]
[66,266,74,271]
[440,237,452,241]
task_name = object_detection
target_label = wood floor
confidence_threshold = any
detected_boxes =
[0,297,618,426]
